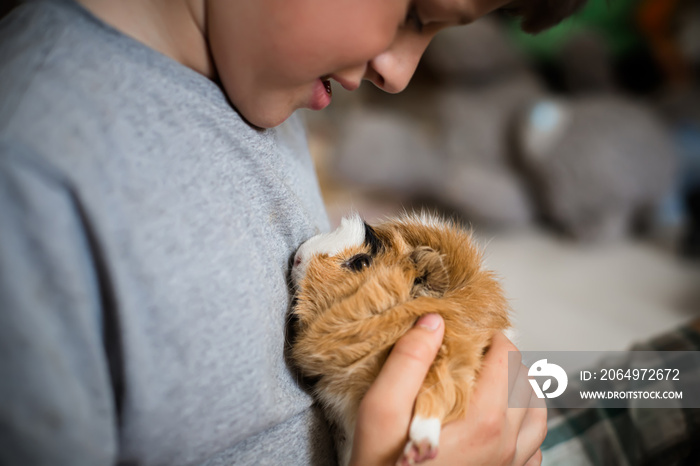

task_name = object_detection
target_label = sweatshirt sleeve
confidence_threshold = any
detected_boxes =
[0,147,118,465]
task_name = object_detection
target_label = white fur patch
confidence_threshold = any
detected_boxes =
[293,214,365,283]
[409,415,441,447]
[415,212,442,229]
[393,211,455,237]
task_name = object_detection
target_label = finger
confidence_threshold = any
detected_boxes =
[352,314,445,465]
[472,332,518,413]
[513,396,548,465]
[363,313,445,418]
[523,448,543,466]
[507,342,523,397]
[507,363,535,428]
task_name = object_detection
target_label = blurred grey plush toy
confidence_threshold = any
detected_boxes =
[416,16,545,227]
[331,108,440,198]
[513,96,677,242]
[330,80,544,228]
[422,16,530,86]
[432,78,543,227]
[327,16,679,244]
[331,16,544,228]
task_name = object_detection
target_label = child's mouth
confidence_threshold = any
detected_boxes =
[310,77,333,110]
[322,78,332,96]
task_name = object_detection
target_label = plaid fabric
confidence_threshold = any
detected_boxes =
[542,319,700,466]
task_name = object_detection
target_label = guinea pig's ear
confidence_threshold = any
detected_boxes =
[409,246,449,298]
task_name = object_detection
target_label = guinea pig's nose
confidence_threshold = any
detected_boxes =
[293,253,302,268]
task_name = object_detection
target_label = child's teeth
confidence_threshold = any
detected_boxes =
[323,80,332,96]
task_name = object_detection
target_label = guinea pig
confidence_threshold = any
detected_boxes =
[290,212,511,466]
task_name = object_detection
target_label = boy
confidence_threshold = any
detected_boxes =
[0,0,585,464]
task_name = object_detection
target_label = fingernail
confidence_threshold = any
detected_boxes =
[415,314,441,331]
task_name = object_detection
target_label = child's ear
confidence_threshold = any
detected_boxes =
[409,246,449,298]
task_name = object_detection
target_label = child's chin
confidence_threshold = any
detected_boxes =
[236,105,293,130]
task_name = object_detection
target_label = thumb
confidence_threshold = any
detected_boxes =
[367,313,445,409]
[352,314,445,464]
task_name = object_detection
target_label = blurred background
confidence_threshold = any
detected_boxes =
[301,0,700,352]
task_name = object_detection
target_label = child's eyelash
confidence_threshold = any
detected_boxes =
[405,4,424,33]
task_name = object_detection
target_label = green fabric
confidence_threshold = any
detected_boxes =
[505,0,645,61]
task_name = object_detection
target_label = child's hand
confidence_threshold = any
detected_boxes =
[350,317,547,466]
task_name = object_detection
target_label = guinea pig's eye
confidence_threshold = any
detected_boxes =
[343,253,372,272]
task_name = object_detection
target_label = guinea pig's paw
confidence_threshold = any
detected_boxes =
[399,440,437,465]
[398,416,440,465]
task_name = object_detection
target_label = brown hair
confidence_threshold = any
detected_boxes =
[505,0,590,34]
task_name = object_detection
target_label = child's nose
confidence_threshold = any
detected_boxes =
[365,53,414,94]
[365,34,430,94]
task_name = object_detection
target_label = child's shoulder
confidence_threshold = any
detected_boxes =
[0,1,123,143]
[0,0,245,173]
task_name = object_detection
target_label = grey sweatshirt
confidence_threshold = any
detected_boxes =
[0,0,335,464]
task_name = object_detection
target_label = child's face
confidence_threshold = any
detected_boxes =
[206,0,511,128]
